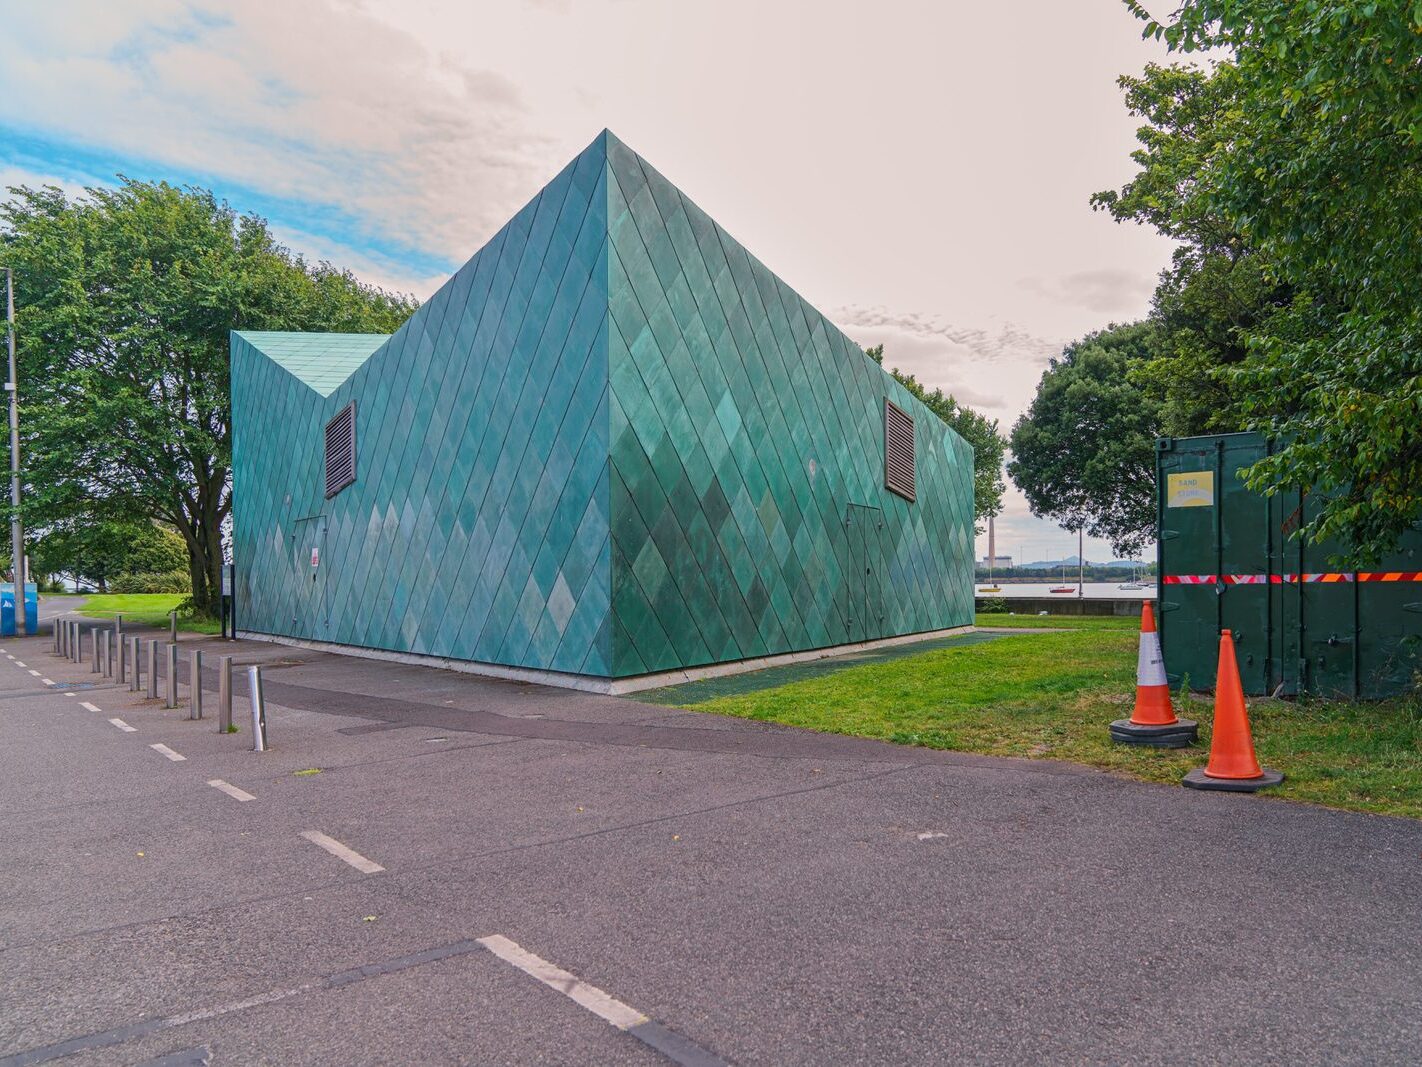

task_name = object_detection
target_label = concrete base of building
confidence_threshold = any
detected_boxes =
[1181,766,1285,792]
[235,624,978,696]
[1109,718,1199,748]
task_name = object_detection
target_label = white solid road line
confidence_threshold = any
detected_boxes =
[207,779,255,802]
[108,718,137,733]
[477,934,650,1032]
[150,743,186,762]
[299,830,384,874]
[80,701,101,713]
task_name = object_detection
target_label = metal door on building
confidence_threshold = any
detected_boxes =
[845,503,883,644]
[291,515,327,639]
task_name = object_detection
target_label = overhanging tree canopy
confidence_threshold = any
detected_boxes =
[0,179,417,613]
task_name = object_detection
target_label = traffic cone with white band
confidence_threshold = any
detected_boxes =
[1110,601,1198,747]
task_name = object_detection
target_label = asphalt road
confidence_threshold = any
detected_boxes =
[2,617,1421,1065]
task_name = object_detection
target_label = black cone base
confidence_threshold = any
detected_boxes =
[1109,718,1198,748]
[1182,767,1285,792]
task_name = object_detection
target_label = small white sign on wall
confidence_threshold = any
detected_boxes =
[311,547,320,568]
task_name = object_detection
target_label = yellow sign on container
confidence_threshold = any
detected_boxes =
[1166,471,1214,508]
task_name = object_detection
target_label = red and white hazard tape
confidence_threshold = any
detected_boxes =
[1162,571,1422,586]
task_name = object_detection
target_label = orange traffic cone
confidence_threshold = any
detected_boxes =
[1183,630,1283,791]
[1110,601,1197,747]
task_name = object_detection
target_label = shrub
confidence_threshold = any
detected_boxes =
[108,570,191,594]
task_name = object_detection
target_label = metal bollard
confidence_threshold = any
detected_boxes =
[145,640,158,700]
[52,620,59,655]
[189,649,203,720]
[102,631,113,677]
[129,636,141,692]
[56,619,65,657]
[116,630,126,683]
[165,643,178,709]
[114,613,123,643]
[169,610,178,643]
[248,665,267,752]
[91,629,101,673]
[218,655,232,732]
[75,625,84,665]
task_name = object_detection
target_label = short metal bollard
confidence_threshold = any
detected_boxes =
[56,619,64,657]
[189,649,203,720]
[218,655,233,733]
[248,665,267,752]
[103,630,113,678]
[169,610,178,643]
[75,625,84,665]
[145,640,158,700]
[52,620,59,655]
[165,643,178,709]
[116,630,126,683]
[129,636,141,692]
[91,629,101,673]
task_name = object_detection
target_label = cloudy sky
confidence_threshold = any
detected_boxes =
[2,0,1177,565]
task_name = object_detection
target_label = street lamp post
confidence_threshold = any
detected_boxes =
[4,267,24,636]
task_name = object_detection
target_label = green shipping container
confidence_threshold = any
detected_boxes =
[1156,432,1422,699]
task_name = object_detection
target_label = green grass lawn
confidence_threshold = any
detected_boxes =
[76,593,221,635]
[674,626,1422,820]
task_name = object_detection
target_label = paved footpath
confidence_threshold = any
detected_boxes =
[2,614,1421,1065]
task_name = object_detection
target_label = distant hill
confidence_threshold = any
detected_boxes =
[1018,557,1141,570]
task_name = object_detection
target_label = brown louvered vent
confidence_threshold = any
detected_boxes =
[324,401,356,499]
[884,398,915,502]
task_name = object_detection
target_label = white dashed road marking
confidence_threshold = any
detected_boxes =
[80,701,102,713]
[150,743,186,762]
[207,779,256,803]
[108,718,136,733]
[41,678,54,686]
[14,660,26,667]
[299,830,384,874]
[477,934,649,1031]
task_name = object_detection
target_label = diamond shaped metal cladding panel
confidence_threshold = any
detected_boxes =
[232,130,974,682]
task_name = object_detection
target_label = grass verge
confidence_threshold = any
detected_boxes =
[674,627,1422,820]
[76,593,221,635]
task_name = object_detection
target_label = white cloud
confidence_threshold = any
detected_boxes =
[0,1,555,264]
[1018,268,1157,315]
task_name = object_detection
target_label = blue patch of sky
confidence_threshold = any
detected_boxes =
[0,126,458,283]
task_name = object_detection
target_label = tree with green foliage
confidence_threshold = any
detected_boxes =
[1116,0,1422,560]
[29,518,187,592]
[865,344,1006,527]
[1090,61,1296,438]
[0,179,418,613]
[1008,322,1164,557]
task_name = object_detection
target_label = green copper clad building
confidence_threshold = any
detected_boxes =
[231,132,974,691]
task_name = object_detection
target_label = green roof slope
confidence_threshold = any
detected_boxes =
[233,331,390,397]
